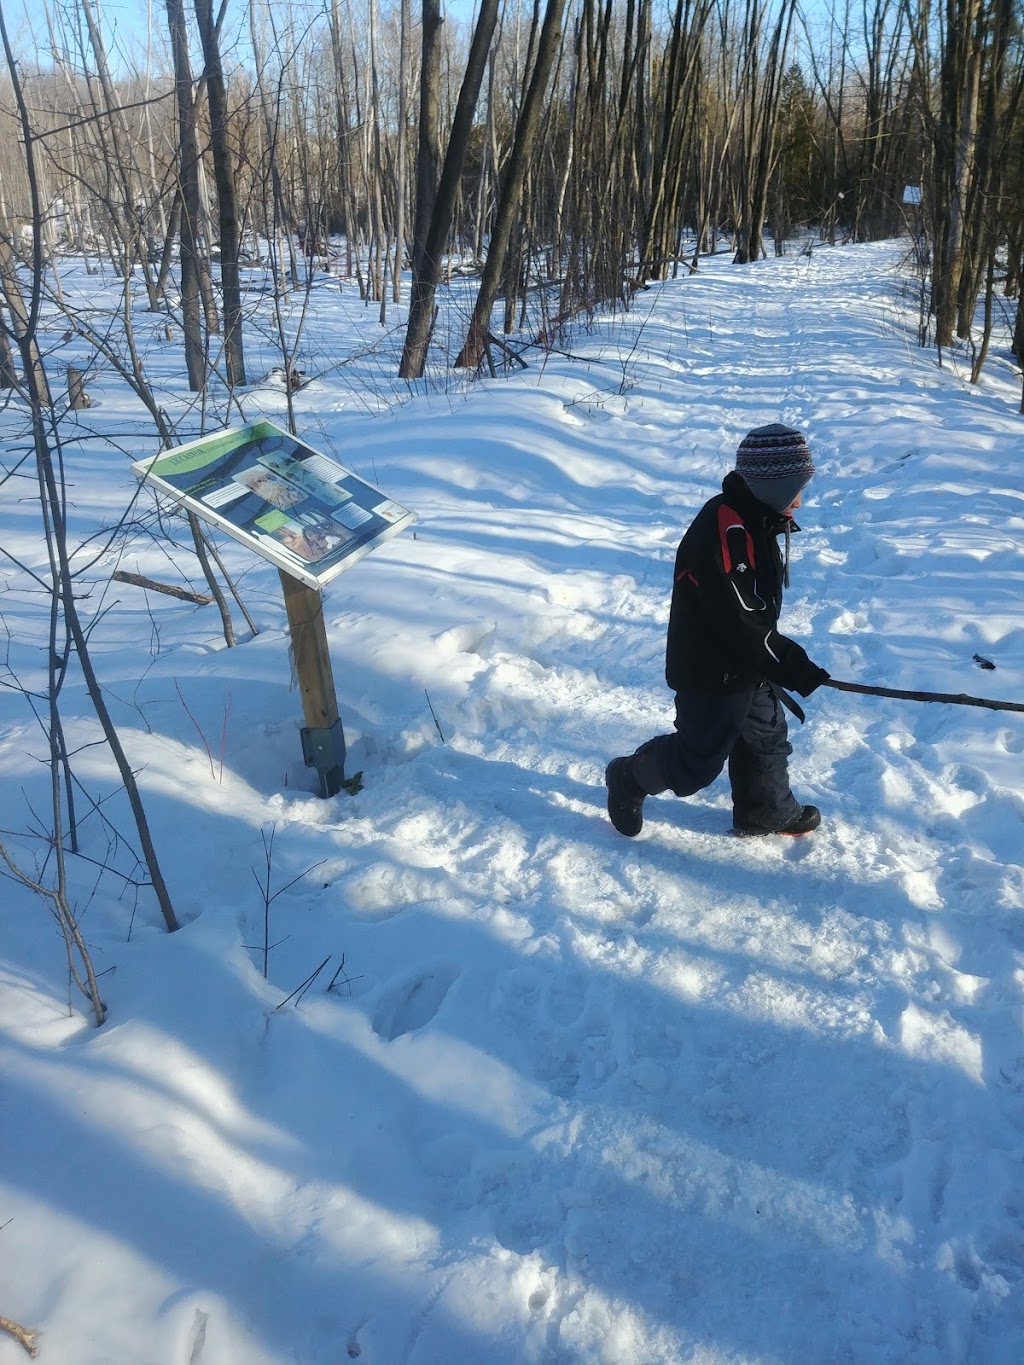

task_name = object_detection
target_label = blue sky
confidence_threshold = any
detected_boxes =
[7,0,481,71]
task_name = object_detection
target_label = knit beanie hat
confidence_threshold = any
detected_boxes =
[734,424,814,513]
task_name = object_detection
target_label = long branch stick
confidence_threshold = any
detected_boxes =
[111,569,212,604]
[0,1312,40,1357]
[825,678,1024,715]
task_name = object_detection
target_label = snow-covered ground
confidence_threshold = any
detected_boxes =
[3,240,1024,1364]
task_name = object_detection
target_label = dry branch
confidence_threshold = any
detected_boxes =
[0,1313,40,1357]
[825,678,1024,715]
[111,569,213,604]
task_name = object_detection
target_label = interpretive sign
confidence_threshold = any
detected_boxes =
[133,420,417,798]
[132,419,417,591]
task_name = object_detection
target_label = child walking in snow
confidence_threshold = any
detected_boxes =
[605,424,830,838]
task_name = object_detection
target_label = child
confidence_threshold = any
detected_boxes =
[605,424,829,838]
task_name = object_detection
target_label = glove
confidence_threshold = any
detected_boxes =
[795,664,830,698]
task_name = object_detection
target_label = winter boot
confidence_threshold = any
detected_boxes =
[605,756,646,837]
[734,804,821,838]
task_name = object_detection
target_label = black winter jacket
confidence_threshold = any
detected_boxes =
[665,471,826,697]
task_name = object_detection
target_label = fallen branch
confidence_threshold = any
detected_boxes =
[825,678,1024,715]
[112,569,212,605]
[275,954,331,1011]
[483,332,528,369]
[0,1314,39,1358]
[424,688,445,743]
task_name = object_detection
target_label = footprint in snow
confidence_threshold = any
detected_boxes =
[371,965,459,1041]
[543,973,588,1026]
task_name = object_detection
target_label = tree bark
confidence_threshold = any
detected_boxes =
[0,238,51,405]
[456,0,569,370]
[393,0,411,303]
[399,0,499,379]
[408,0,442,289]
[166,0,206,390]
[935,4,981,348]
[194,0,247,386]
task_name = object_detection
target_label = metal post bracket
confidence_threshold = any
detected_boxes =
[300,717,347,797]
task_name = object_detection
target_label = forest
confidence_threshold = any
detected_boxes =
[0,0,1022,394]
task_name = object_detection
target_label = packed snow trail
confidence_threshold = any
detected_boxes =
[2,241,1024,1363]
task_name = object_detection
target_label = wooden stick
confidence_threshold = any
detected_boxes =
[0,1315,39,1358]
[825,677,1024,715]
[112,569,212,605]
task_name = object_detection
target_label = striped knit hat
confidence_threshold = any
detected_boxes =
[735,424,814,513]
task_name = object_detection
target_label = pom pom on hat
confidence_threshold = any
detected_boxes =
[735,423,814,512]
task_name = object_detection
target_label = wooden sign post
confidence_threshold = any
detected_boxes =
[133,420,416,799]
[279,569,346,796]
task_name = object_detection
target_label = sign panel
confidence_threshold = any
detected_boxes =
[133,420,417,589]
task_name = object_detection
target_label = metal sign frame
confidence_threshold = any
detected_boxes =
[133,419,417,590]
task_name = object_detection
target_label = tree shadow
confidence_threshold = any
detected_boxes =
[5,742,1023,1363]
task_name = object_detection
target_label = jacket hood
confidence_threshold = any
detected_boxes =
[722,470,801,534]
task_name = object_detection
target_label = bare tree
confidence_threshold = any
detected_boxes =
[408,0,441,285]
[731,0,798,264]
[393,0,412,303]
[166,0,207,388]
[0,8,179,973]
[194,0,247,386]
[456,0,569,370]
[399,0,499,379]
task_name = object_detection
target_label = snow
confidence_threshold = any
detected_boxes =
[3,240,1024,1364]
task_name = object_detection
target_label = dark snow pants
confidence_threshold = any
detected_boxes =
[631,681,801,830]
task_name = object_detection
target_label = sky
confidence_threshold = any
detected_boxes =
[2,238,1024,1364]
[5,0,481,70]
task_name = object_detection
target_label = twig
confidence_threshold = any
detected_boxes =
[327,954,349,991]
[327,952,362,994]
[197,529,260,637]
[0,837,106,1025]
[251,825,326,978]
[0,1315,39,1358]
[219,689,232,784]
[274,955,331,1011]
[173,677,217,778]
[424,688,445,743]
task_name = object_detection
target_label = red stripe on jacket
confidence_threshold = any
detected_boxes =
[718,504,756,574]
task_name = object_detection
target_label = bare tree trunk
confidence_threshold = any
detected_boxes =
[0,239,51,404]
[733,0,797,264]
[367,0,388,316]
[936,0,982,348]
[408,0,442,286]
[641,0,716,281]
[166,0,206,390]
[0,309,16,386]
[79,0,164,307]
[399,0,499,379]
[456,0,569,370]
[194,0,247,386]
[393,0,410,303]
